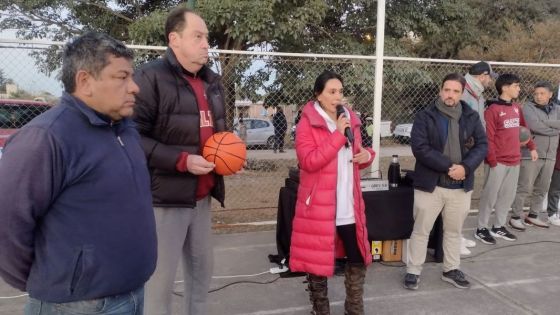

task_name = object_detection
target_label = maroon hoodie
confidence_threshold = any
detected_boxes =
[484,98,536,167]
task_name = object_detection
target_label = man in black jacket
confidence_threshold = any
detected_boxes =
[272,107,287,153]
[403,73,487,291]
[133,7,226,315]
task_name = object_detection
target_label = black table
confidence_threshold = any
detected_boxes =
[363,185,415,241]
[275,180,443,263]
[363,184,443,262]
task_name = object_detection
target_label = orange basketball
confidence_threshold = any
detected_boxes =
[519,126,531,146]
[203,132,247,176]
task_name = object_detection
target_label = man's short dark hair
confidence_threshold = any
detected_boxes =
[165,7,196,43]
[469,61,498,79]
[534,80,554,92]
[441,73,466,91]
[61,32,134,93]
[495,74,520,95]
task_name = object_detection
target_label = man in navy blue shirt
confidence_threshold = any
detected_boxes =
[0,32,157,315]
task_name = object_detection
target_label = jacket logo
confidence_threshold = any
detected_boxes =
[503,118,520,128]
[200,110,214,127]
[499,111,506,117]
[514,107,519,114]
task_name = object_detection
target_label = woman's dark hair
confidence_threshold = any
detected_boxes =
[313,70,343,97]
[495,73,520,95]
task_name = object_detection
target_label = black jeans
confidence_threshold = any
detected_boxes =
[337,224,363,264]
[274,133,285,150]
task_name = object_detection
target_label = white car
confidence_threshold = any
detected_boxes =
[378,120,393,138]
[233,118,276,149]
[393,123,413,143]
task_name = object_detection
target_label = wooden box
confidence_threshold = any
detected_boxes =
[381,240,403,262]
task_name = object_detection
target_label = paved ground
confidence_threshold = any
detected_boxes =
[2,212,560,315]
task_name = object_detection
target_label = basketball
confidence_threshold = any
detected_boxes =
[519,126,531,146]
[203,132,247,175]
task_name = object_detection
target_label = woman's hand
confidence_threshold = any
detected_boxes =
[336,113,350,136]
[353,146,370,164]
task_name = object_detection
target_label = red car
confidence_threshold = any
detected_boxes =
[0,99,53,158]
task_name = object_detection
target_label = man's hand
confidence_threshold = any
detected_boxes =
[233,160,248,175]
[186,154,215,175]
[530,150,538,161]
[353,146,370,164]
[448,164,466,180]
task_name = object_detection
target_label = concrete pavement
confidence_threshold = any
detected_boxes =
[208,214,560,315]
[2,213,560,314]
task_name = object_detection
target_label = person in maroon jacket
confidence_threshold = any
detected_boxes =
[475,74,538,245]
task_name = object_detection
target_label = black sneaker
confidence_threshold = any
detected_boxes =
[490,226,517,241]
[442,269,470,289]
[474,228,496,245]
[404,273,419,290]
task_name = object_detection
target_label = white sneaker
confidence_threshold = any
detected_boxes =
[508,218,526,231]
[462,236,476,248]
[460,244,471,256]
[524,216,550,228]
[548,214,560,226]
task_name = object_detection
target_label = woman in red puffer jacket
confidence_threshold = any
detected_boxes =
[290,70,375,315]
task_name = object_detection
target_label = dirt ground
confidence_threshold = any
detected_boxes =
[211,154,486,234]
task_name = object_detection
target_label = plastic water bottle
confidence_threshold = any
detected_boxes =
[388,155,400,188]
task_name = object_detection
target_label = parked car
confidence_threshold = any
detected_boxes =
[233,118,276,149]
[377,120,393,138]
[392,123,413,144]
[0,99,53,158]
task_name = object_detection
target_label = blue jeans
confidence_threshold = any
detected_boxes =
[24,286,144,315]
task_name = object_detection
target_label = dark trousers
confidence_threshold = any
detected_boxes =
[548,169,560,217]
[274,133,285,150]
[337,224,363,264]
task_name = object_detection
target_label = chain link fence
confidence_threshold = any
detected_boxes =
[2,40,560,221]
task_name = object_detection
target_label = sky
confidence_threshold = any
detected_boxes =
[0,29,63,97]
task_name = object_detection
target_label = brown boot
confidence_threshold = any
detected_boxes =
[306,273,330,315]
[344,263,366,315]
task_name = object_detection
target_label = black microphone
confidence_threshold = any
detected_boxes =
[336,104,354,144]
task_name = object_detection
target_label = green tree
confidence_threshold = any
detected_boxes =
[1,1,329,127]
[0,69,14,93]
[3,0,560,123]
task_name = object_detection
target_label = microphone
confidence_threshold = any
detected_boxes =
[336,104,354,144]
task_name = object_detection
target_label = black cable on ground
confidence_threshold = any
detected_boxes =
[378,261,406,267]
[366,240,560,268]
[171,240,560,297]
[173,276,281,296]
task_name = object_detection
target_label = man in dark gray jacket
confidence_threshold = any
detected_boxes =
[510,81,560,229]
